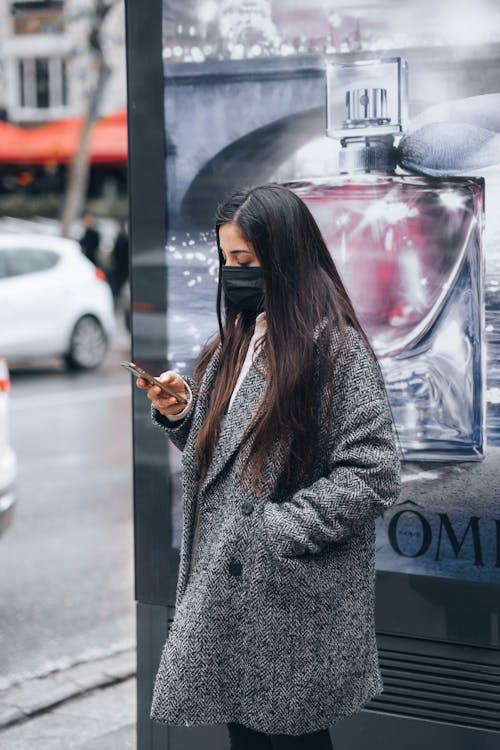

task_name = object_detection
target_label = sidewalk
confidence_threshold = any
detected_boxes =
[0,649,136,749]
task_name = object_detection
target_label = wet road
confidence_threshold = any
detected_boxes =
[0,334,135,690]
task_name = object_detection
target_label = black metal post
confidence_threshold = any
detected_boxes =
[125,1,171,747]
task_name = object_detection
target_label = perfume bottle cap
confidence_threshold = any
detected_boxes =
[326,57,408,140]
[344,88,390,128]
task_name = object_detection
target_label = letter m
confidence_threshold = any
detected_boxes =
[435,514,484,566]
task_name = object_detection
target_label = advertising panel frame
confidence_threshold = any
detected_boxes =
[126,1,500,747]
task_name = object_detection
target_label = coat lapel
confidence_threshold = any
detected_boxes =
[185,314,329,502]
[177,344,268,603]
[198,348,267,498]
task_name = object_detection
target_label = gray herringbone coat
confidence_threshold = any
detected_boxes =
[149,324,401,735]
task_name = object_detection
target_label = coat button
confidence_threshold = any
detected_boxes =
[228,559,243,577]
[241,500,254,515]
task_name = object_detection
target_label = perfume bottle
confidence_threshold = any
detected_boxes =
[286,58,485,461]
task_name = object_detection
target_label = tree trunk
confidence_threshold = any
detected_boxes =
[60,0,117,238]
[60,62,110,238]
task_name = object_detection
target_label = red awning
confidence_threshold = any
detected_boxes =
[0,109,127,166]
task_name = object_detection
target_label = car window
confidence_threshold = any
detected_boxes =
[0,248,59,278]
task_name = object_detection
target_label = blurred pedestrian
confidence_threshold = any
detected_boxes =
[109,218,129,302]
[136,184,401,748]
[79,211,101,267]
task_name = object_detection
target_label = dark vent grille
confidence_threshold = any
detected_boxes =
[369,646,500,732]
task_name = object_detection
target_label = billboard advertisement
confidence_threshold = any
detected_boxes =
[160,0,500,586]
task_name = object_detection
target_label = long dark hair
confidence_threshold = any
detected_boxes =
[193,183,381,496]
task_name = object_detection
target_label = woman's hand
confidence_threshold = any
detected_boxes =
[136,370,189,417]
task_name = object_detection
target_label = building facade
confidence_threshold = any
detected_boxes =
[0,0,126,124]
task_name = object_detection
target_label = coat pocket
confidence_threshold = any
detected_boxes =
[257,505,340,596]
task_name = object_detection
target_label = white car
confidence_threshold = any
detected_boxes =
[0,234,115,369]
[0,357,16,536]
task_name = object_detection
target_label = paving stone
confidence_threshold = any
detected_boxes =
[1,671,81,717]
[0,648,136,729]
[57,679,136,725]
[0,702,25,726]
[61,661,110,693]
[92,650,136,682]
[0,678,136,750]
[77,723,136,750]
[0,711,114,750]
[67,650,135,692]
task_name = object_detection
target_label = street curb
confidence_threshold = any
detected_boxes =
[0,647,136,731]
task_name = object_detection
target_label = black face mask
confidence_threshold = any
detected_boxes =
[221,266,265,316]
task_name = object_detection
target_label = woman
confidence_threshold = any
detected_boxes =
[136,184,401,749]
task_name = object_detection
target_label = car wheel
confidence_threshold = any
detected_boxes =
[65,315,108,370]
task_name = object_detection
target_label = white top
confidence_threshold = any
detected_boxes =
[166,311,267,422]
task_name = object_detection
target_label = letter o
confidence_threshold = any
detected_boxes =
[388,510,432,558]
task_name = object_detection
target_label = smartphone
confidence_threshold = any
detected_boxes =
[121,361,188,405]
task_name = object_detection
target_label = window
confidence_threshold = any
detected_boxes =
[0,248,59,278]
[18,57,67,109]
[11,1,64,35]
